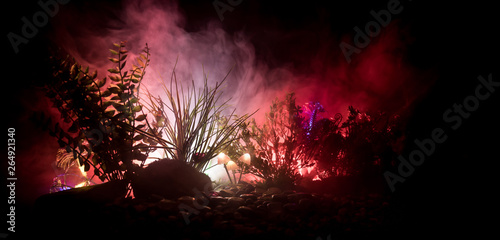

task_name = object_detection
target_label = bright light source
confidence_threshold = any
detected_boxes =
[217,152,231,165]
[226,160,239,171]
[239,153,251,165]
[78,163,87,177]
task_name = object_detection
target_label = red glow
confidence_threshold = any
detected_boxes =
[17,1,436,200]
[48,2,434,126]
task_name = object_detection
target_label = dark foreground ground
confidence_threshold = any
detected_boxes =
[9,167,497,240]
[26,182,398,240]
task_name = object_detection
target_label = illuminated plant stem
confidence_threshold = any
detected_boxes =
[232,171,237,185]
[238,166,245,184]
[224,164,233,184]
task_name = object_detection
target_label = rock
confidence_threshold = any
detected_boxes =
[219,189,235,197]
[287,192,312,203]
[35,179,129,229]
[233,211,243,220]
[177,196,195,205]
[236,185,256,196]
[213,220,231,231]
[178,211,191,223]
[35,188,391,239]
[283,203,298,212]
[254,187,266,195]
[214,204,225,212]
[245,199,255,206]
[132,159,212,200]
[266,187,282,195]
[227,197,245,207]
[267,202,283,213]
[258,195,272,201]
[239,193,257,201]
[271,194,287,202]
[158,199,177,211]
[298,198,314,211]
[133,203,147,214]
[235,190,245,197]
[236,206,257,218]
[36,179,128,208]
[209,196,228,206]
[283,190,296,195]
[199,205,212,213]
[242,184,255,194]
[256,204,267,212]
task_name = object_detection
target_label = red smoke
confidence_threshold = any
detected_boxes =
[49,0,434,120]
[18,0,436,202]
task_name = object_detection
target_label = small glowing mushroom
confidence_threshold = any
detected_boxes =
[226,160,239,171]
[239,153,251,165]
[217,152,231,165]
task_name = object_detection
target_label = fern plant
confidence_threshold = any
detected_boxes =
[41,41,153,182]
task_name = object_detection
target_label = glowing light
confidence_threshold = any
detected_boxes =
[217,153,231,165]
[75,163,88,188]
[238,153,251,165]
[226,160,239,171]
[204,157,230,182]
[78,163,87,177]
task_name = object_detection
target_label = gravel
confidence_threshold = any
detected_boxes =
[34,183,394,239]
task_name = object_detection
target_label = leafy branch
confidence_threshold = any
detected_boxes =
[227,93,316,188]
[41,41,152,182]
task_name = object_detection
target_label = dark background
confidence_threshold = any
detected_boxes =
[3,0,499,238]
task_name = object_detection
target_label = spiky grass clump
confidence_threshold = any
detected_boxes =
[143,62,254,172]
